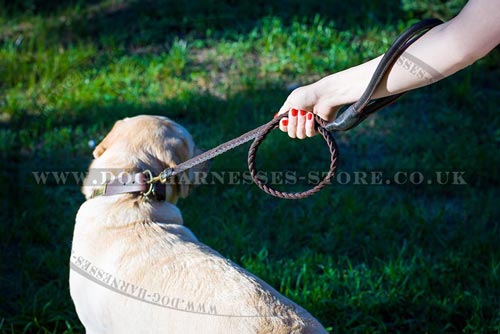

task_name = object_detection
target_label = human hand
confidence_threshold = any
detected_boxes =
[276,83,341,139]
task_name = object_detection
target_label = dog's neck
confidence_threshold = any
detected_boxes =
[77,196,184,228]
[83,161,181,204]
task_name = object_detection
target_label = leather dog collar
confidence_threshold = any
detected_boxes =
[90,170,166,201]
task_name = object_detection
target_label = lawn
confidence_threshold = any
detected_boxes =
[1,0,499,333]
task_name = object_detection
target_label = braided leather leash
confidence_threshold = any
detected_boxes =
[149,19,443,199]
[148,112,338,200]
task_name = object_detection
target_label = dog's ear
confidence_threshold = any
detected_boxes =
[92,144,106,159]
[92,120,123,158]
[178,146,210,198]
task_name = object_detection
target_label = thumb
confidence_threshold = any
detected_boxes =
[277,103,290,116]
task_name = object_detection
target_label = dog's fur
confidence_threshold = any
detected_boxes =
[70,115,327,334]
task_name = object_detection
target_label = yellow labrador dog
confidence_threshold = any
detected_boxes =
[70,115,327,334]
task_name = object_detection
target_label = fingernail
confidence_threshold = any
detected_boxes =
[300,110,307,116]
[307,113,313,120]
[282,119,288,126]
[291,109,298,117]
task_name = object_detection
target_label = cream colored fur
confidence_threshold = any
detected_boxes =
[70,115,327,334]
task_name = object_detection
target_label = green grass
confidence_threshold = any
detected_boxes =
[1,0,499,333]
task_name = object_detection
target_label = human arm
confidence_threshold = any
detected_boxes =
[278,0,500,138]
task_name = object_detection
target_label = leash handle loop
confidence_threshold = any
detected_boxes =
[248,18,443,199]
[325,18,443,132]
[248,113,339,199]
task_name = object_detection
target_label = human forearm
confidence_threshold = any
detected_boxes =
[311,0,500,106]
[277,0,500,138]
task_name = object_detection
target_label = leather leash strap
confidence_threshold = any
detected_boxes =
[325,18,443,131]
[105,19,443,200]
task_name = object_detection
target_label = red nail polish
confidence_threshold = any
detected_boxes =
[291,109,298,117]
[282,119,288,126]
[307,113,313,120]
[300,110,307,116]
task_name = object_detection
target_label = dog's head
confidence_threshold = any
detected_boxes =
[83,115,209,203]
